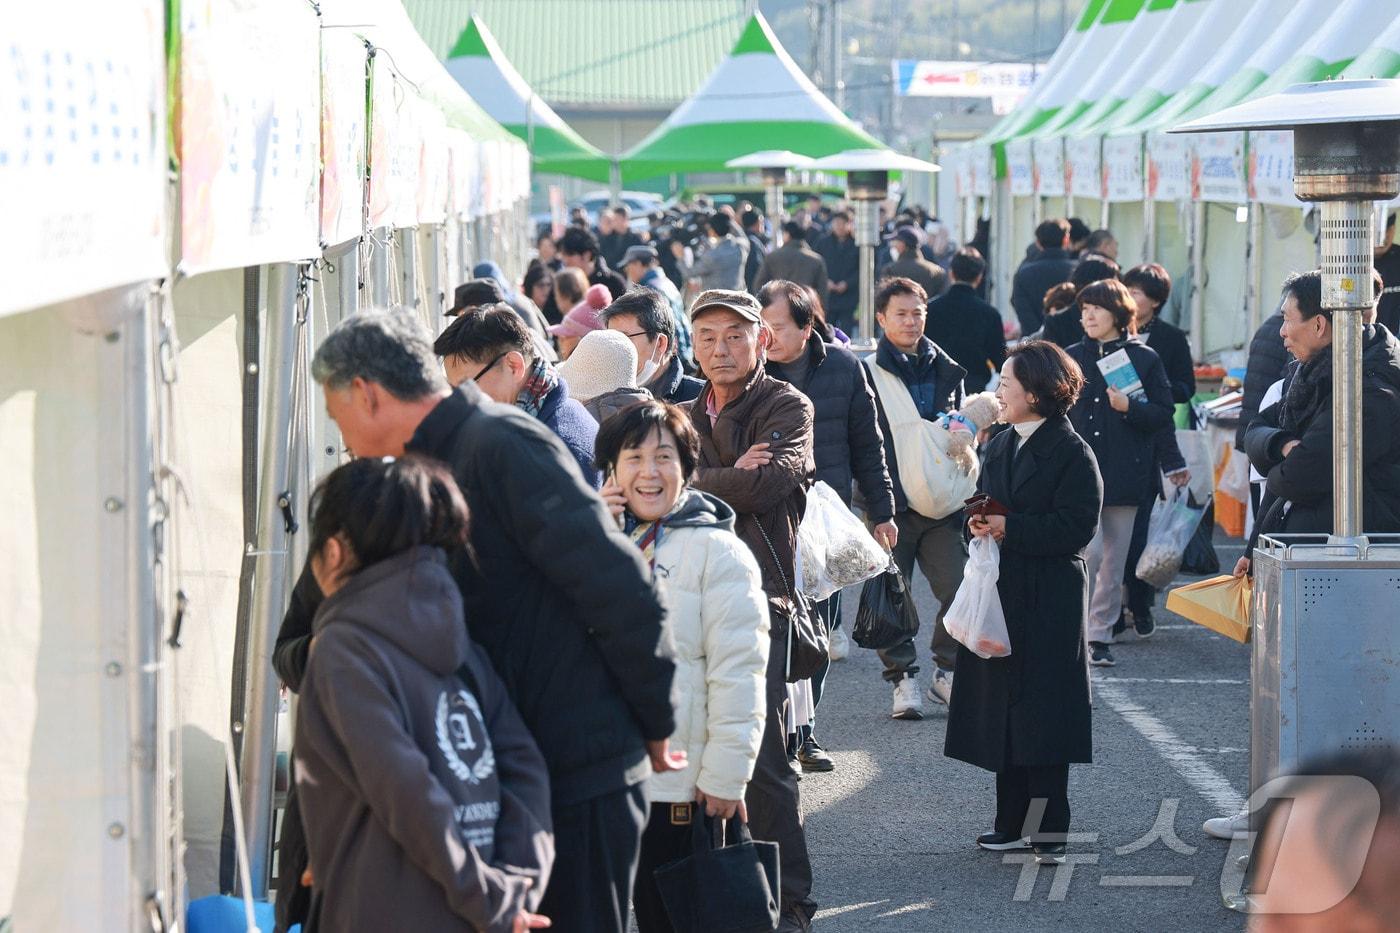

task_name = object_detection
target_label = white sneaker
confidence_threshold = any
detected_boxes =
[1203,810,1251,840]
[926,668,954,706]
[892,676,924,720]
[828,626,850,661]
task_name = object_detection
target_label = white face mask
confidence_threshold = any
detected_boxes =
[638,341,665,384]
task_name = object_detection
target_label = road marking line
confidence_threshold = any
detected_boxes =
[1095,682,1246,815]
[1095,676,1247,686]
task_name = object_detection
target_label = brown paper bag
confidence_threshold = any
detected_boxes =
[1165,574,1252,643]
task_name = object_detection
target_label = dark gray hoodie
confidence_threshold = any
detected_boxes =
[295,547,554,933]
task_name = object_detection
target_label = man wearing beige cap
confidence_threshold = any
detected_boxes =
[686,288,818,931]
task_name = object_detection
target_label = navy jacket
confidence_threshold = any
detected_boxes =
[863,336,967,515]
[924,282,1007,394]
[1011,248,1077,336]
[766,334,896,523]
[645,353,704,405]
[1066,336,1176,506]
[537,378,601,488]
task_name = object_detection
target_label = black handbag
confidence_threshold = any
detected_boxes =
[1180,496,1220,576]
[750,516,828,683]
[653,817,781,933]
[852,561,921,650]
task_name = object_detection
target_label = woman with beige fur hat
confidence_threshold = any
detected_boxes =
[557,329,654,425]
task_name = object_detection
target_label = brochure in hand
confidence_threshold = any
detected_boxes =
[1097,349,1145,400]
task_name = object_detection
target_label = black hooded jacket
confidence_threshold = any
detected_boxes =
[1245,324,1400,549]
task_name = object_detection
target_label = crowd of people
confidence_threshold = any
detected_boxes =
[264,197,1400,932]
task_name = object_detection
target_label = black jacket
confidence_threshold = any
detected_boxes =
[275,385,675,806]
[644,353,705,405]
[1236,311,1289,450]
[296,548,553,933]
[599,230,643,271]
[1041,302,1085,348]
[814,231,860,319]
[1140,317,1195,405]
[765,334,896,523]
[589,257,630,301]
[924,282,1007,394]
[1011,248,1077,336]
[744,232,767,292]
[1245,325,1400,550]
[944,416,1102,772]
[1066,336,1177,506]
[863,336,967,515]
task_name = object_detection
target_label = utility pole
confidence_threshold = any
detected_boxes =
[808,0,825,91]
[830,0,843,110]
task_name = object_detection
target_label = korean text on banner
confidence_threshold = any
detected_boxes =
[1146,132,1190,202]
[416,105,448,226]
[1033,137,1066,197]
[0,0,166,318]
[1067,135,1103,201]
[320,31,368,248]
[179,0,321,273]
[444,130,475,220]
[368,56,425,230]
[1192,132,1247,204]
[1006,139,1034,197]
[970,147,991,198]
[1104,134,1144,203]
[1249,131,1297,207]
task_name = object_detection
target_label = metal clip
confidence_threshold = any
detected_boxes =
[167,589,189,649]
[278,492,299,534]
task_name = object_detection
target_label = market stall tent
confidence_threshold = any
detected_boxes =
[444,14,612,182]
[618,11,884,182]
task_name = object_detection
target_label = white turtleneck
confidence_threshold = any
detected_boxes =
[1012,417,1046,454]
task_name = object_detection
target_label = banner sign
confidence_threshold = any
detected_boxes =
[1146,131,1191,202]
[0,0,167,316]
[970,145,991,198]
[1192,131,1247,203]
[368,57,427,230]
[894,60,1035,114]
[1032,137,1065,197]
[1006,139,1034,197]
[1103,134,1143,202]
[1248,130,1298,207]
[320,31,367,248]
[1067,135,1103,200]
[444,129,475,220]
[179,0,321,273]
[416,104,448,226]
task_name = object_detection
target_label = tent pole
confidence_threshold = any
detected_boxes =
[854,198,878,344]
[234,261,303,899]
[1247,203,1264,334]
[1188,201,1206,361]
[1144,195,1156,262]
[336,240,361,320]
[369,227,391,307]
[399,227,419,312]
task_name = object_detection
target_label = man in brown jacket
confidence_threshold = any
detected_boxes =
[753,222,829,310]
[687,288,818,932]
[883,225,948,302]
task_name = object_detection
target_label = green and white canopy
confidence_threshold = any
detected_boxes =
[444,15,611,181]
[619,12,884,182]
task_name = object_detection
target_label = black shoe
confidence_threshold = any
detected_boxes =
[1033,843,1067,864]
[1112,612,1128,638]
[977,831,1031,851]
[1089,642,1116,667]
[1134,610,1156,639]
[798,736,835,772]
[777,907,812,933]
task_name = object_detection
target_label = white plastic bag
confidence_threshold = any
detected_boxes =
[798,481,888,602]
[944,537,1011,659]
[1135,488,1208,590]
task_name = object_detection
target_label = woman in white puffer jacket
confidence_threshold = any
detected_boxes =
[596,400,770,933]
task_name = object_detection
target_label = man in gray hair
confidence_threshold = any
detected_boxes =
[281,308,680,933]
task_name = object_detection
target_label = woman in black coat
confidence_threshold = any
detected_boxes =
[945,340,1103,865]
[1065,279,1176,667]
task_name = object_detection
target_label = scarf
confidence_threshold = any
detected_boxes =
[515,355,559,419]
[1279,352,1332,434]
[623,492,691,571]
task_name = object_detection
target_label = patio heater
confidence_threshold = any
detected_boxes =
[726,150,815,249]
[807,149,940,347]
[1171,78,1400,843]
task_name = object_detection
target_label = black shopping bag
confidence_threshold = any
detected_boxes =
[852,563,921,651]
[1181,497,1220,576]
[652,817,780,933]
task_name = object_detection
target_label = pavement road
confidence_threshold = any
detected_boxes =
[802,536,1252,931]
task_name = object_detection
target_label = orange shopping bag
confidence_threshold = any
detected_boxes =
[1166,574,1252,643]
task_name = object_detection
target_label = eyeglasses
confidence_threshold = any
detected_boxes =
[621,330,650,340]
[472,351,509,383]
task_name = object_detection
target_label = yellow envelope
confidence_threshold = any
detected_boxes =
[1165,575,1253,644]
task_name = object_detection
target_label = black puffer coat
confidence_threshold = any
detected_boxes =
[1245,324,1400,550]
[766,334,896,523]
[1066,336,1176,507]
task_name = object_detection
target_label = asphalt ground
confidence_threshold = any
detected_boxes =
[800,535,1253,931]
